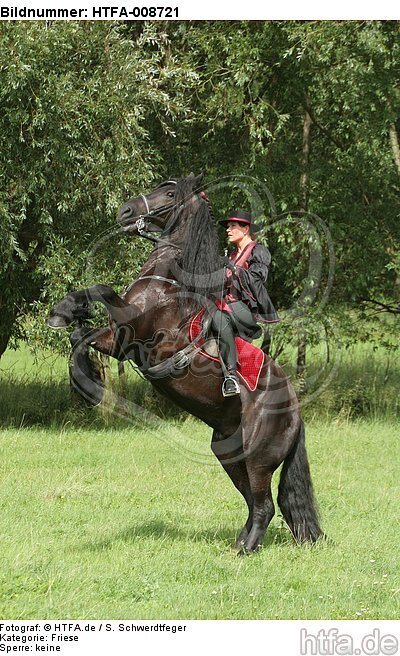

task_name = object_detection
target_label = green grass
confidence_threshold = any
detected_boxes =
[0,420,399,619]
[1,340,398,428]
[277,340,400,421]
[0,345,399,619]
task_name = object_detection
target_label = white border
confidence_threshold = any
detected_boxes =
[0,0,399,20]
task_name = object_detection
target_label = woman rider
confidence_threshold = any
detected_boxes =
[212,210,279,397]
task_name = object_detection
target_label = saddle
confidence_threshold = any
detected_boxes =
[189,308,265,392]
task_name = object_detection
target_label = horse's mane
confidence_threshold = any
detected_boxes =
[164,177,224,314]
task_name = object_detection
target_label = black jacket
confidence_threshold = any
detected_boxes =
[227,242,279,323]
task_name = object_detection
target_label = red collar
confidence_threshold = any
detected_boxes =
[231,240,256,265]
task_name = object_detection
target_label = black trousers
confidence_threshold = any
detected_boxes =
[210,301,261,372]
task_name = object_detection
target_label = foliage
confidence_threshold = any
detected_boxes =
[145,21,400,340]
[0,21,193,354]
[0,20,399,356]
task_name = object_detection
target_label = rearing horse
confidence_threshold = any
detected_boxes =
[48,173,323,553]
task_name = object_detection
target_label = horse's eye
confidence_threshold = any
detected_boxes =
[166,191,174,198]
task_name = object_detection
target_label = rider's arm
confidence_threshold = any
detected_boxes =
[235,244,271,296]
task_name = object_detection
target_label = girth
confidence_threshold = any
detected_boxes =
[138,312,213,380]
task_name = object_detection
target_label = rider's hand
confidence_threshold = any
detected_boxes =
[221,256,235,272]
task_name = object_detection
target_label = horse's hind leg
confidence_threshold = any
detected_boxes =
[211,430,254,548]
[241,461,275,553]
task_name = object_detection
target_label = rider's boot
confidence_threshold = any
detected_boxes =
[210,308,241,397]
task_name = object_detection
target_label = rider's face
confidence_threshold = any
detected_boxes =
[226,221,249,245]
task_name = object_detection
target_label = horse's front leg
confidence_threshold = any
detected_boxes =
[70,325,122,359]
[68,325,115,406]
[68,322,138,406]
[47,284,137,329]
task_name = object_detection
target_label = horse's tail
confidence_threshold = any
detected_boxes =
[277,420,323,543]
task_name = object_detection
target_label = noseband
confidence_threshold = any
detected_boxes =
[138,193,150,214]
[138,180,178,220]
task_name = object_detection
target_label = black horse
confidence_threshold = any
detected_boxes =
[48,173,323,553]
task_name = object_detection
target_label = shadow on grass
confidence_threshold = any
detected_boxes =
[81,518,294,553]
[0,377,187,429]
[2,341,399,428]
[0,380,71,428]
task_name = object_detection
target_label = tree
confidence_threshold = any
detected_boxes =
[0,21,193,355]
[1,20,399,361]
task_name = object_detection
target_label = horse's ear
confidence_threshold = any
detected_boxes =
[186,171,204,191]
[192,172,204,189]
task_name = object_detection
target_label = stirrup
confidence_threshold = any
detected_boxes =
[222,375,241,397]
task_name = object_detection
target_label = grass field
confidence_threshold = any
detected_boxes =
[0,345,399,619]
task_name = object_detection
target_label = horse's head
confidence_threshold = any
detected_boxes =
[117,179,178,235]
[117,173,204,236]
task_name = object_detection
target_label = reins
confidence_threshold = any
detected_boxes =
[121,180,223,379]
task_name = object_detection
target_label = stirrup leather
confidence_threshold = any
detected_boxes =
[222,375,241,397]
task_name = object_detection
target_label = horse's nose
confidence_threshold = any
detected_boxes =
[118,203,133,223]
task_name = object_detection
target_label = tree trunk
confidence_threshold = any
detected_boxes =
[299,108,312,211]
[99,353,110,385]
[0,295,16,358]
[0,332,11,358]
[386,245,400,301]
[384,118,400,301]
[297,107,312,390]
[296,339,307,381]
[389,122,400,178]
[118,360,126,394]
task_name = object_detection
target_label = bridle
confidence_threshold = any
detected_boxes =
[120,180,220,376]
[123,179,212,290]
[123,180,183,291]
[132,180,180,244]
[128,180,209,246]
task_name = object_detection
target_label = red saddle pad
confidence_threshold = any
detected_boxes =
[189,308,265,392]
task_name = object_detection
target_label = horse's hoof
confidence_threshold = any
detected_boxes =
[236,538,262,556]
[235,537,247,550]
[235,537,246,553]
[237,547,250,557]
